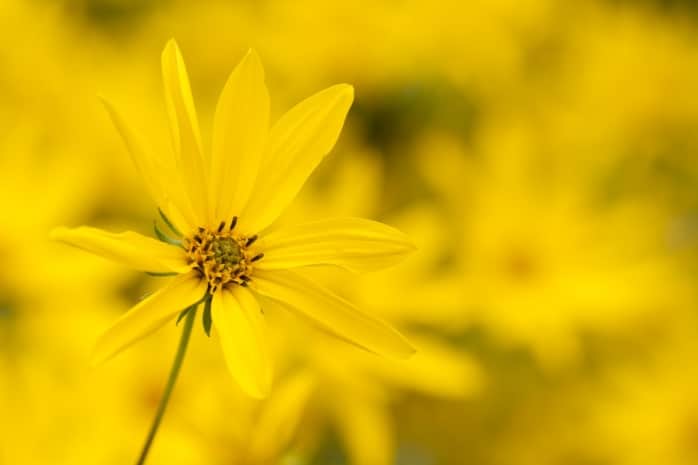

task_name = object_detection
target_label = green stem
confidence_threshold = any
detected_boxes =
[135,306,197,465]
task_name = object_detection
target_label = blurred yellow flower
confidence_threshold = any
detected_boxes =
[274,327,482,465]
[418,129,693,368]
[265,144,483,465]
[52,39,415,399]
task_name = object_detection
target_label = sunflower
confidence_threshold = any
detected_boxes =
[52,40,415,399]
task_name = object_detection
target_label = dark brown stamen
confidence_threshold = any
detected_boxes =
[246,235,258,247]
[250,253,264,262]
[229,216,238,231]
[217,221,226,232]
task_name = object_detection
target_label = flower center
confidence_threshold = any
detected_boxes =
[211,237,242,267]
[185,218,264,293]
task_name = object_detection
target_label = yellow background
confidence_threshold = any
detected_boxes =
[2,1,698,464]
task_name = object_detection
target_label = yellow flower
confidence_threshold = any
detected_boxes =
[51,39,415,398]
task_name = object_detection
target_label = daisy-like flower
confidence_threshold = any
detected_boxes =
[52,40,415,399]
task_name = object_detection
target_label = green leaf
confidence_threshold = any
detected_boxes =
[158,208,182,237]
[176,306,193,325]
[202,296,213,337]
[154,221,183,247]
[176,292,209,326]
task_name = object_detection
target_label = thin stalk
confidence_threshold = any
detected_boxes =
[135,306,197,465]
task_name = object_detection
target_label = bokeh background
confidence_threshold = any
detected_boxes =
[3,0,698,464]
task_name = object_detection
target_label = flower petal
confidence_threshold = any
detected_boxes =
[332,396,393,465]
[247,371,315,463]
[162,39,208,225]
[50,226,190,273]
[212,286,272,398]
[256,217,416,272]
[99,97,163,207]
[100,97,198,233]
[241,84,354,234]
[209,49,269,224]
[250,269,415,359]
[92,272,207,365]
[366,334,484,398]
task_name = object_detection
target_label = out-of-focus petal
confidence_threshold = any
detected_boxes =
[99,98,196,233]
[250,269,415,359]
[247,371,315,463]
[333,396,394,465]
[368,333,484,398]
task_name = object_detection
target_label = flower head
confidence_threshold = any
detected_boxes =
[52,40,415,398]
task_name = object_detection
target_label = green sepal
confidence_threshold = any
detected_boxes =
[176,306,194,326]
[176,291,209,326]
[154,221,183,247]
[202,296,213,337]
[146,271,178,277]
[158,208,182,237]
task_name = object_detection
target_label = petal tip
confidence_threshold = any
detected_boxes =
[323,83,355,106]
[236,373,272,399]
[161,39,184,70]
[97,95,119,114]
[389,226,418,255]
[163,38,180,54]
[337,83,355,101]
[239,48,265,77]
[49,226,69,241]
[89,327,122,368]
[390,332,418,360]
[88,344,109,369]
[401,342,418,359]
[249,384,272,399]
